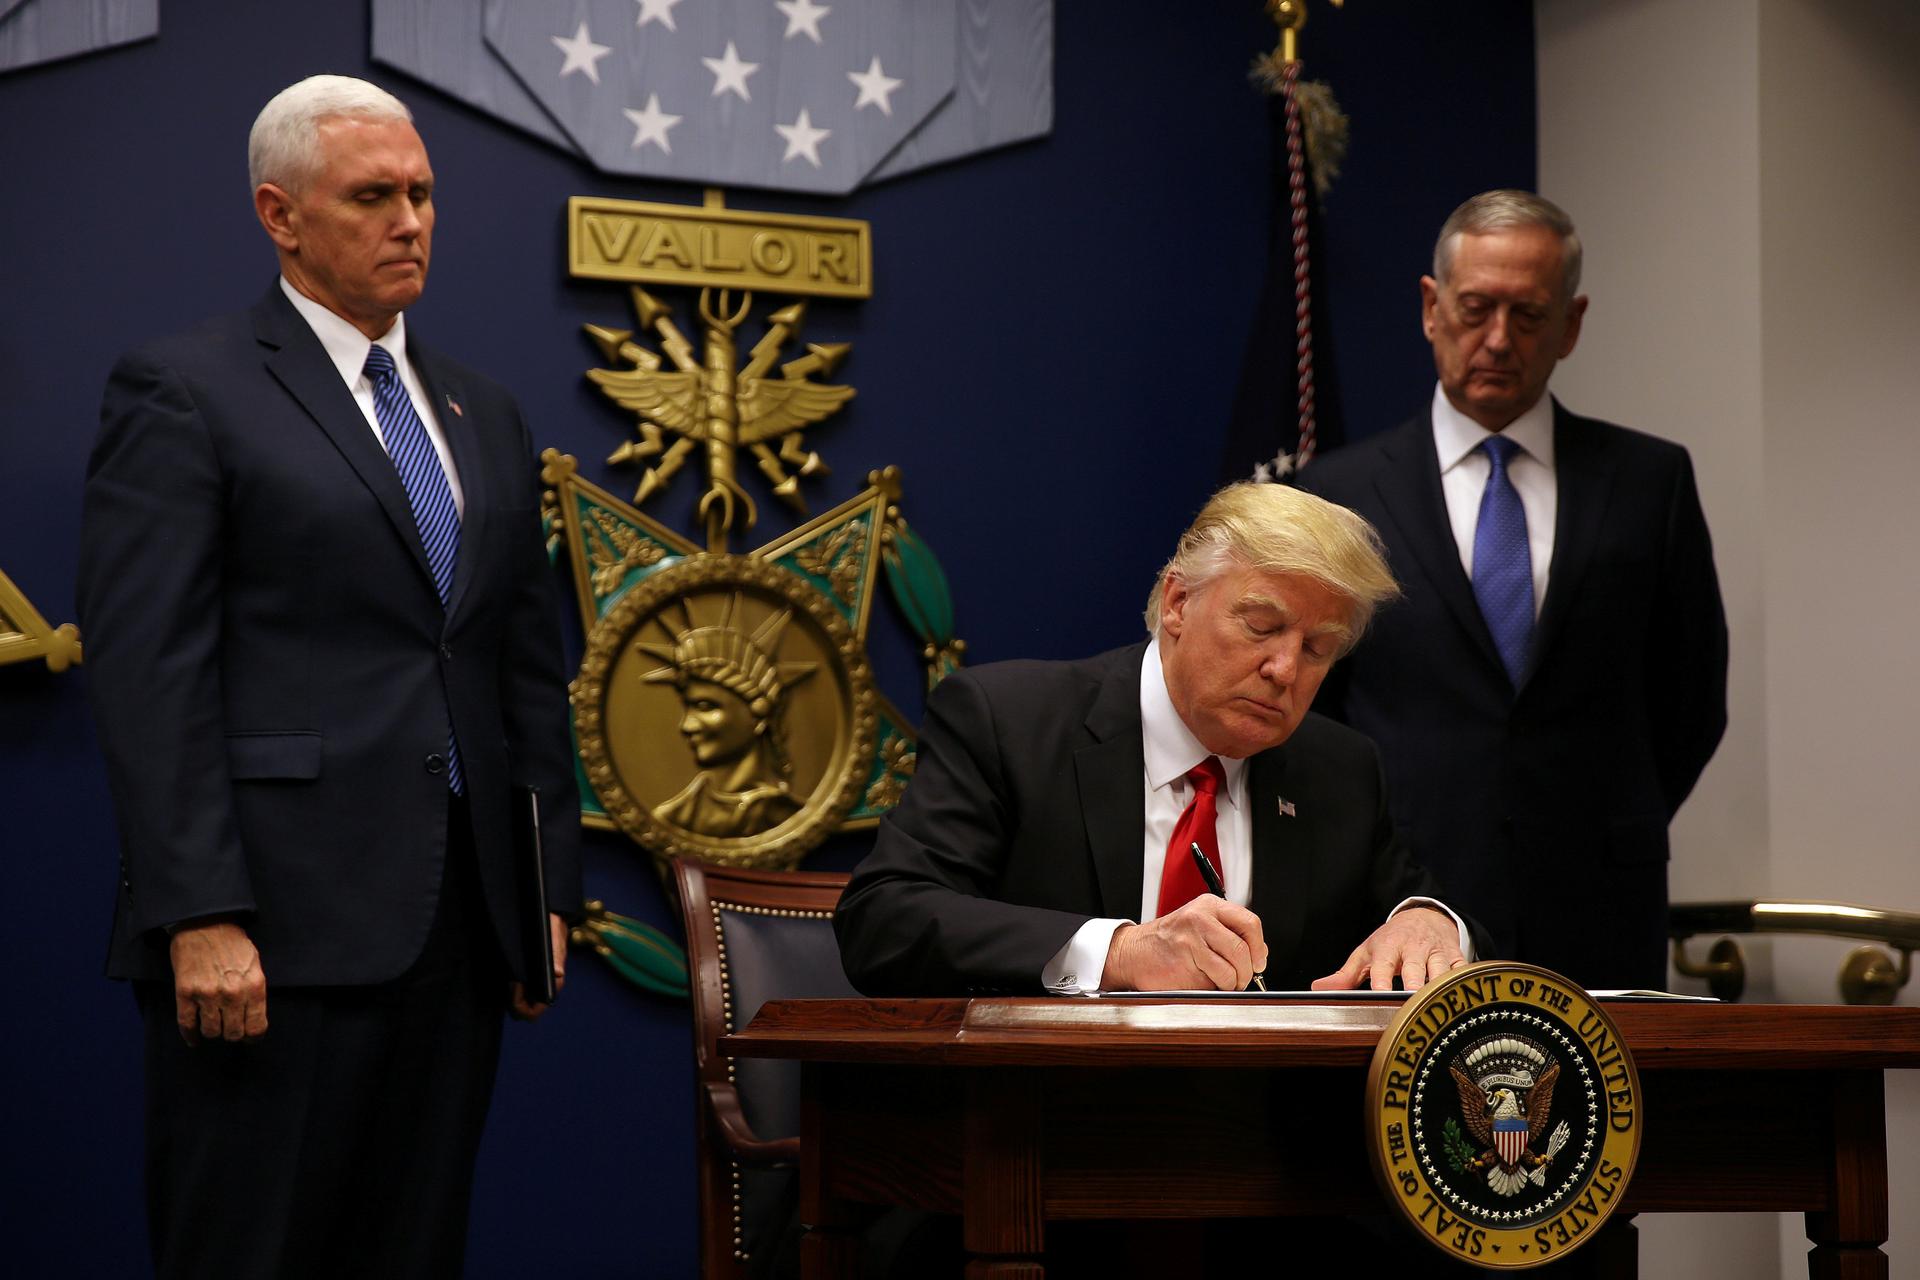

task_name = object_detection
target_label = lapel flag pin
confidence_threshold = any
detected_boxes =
[1277,797,1297,818]
[446,393,463,418]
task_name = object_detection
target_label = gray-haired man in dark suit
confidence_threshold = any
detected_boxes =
[79,75,580,1278]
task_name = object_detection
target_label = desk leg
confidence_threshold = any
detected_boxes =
[1805,1070,1889,1280]
[963,1069,1045,1279]
[799,1063,861,1280]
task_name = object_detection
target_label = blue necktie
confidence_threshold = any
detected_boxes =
[364,343,464,793]
[1472,435,1533,687]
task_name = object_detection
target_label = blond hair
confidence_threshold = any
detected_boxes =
[1144,483,1399,653]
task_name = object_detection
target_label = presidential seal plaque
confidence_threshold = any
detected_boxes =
[1365,962,1641,1269]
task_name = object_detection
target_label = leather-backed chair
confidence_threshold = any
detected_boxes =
[673,857,855,1280]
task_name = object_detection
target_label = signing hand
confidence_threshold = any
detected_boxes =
[509,912,570,1021]
[1100,896,1269,992]
[1311,906,1465,992]
[169,920,268,1045]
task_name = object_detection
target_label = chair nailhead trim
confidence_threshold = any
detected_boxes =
[708,897,835,1266]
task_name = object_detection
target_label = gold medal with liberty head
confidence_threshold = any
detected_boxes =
[575,554,876,871]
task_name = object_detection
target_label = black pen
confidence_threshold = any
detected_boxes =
[1188,841,1268,992]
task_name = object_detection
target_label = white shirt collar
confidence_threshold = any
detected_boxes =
[1430,382,1557,474]
[1139,637,1246,809]
[279,276,407,387]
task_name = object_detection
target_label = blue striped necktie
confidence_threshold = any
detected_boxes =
[1472,434,1534,687]
[364,342,465,793]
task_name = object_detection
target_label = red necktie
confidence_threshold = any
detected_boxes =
[1155,757,1227,918]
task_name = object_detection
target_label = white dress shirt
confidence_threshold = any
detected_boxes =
[279,277,465,516]
[1431,384,1554,619]
[1040,641,1471,994]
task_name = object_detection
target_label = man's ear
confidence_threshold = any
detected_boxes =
[1160,572,1189,639]
[254,183,300,253]
[1419,275,1440,342]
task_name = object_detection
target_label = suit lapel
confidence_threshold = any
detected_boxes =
[1369,415,1505,673]
[1532,401,1616,676]
[253,289,439,595]
[1074,645,1149,920]
[410,344,488,621]
[1246,746,1308,968]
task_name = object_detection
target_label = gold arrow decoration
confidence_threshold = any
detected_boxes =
[585,286,854,554]
[0,566,81,673]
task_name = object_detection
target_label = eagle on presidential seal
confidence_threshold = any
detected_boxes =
[1450,1034,1574,1197]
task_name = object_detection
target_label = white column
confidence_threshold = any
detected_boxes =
[1537,1,1920,1276]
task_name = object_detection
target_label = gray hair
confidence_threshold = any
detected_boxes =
[1144,482,1400,655]
[248,75,412,192]
[1433,189,1583,300]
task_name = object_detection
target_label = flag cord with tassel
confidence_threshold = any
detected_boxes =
[1280,58,1317,469]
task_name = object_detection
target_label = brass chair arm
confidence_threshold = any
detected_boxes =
[1669,900,1919,1005]
[704,1081,801,1165]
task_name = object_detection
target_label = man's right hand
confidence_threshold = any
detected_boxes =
[169,921,268,1045]
[1099,896,1268,992]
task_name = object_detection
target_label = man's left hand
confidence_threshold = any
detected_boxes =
[509,913,569,1020]
[1311,906,1465,992]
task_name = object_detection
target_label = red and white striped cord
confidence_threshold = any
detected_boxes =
[1282,60,1317,467]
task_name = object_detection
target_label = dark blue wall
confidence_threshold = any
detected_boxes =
[0,3,1531,1274]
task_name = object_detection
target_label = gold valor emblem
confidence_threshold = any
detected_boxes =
[576,554,875,870]
[1365,962,1641,1269]
[550,191,958,882]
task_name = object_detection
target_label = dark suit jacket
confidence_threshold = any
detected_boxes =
[79,283,583,986]
[834,642,1483,995]
[1295,401,1728,990]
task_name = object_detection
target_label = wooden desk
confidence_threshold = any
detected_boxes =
[726,998,1920,1278]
